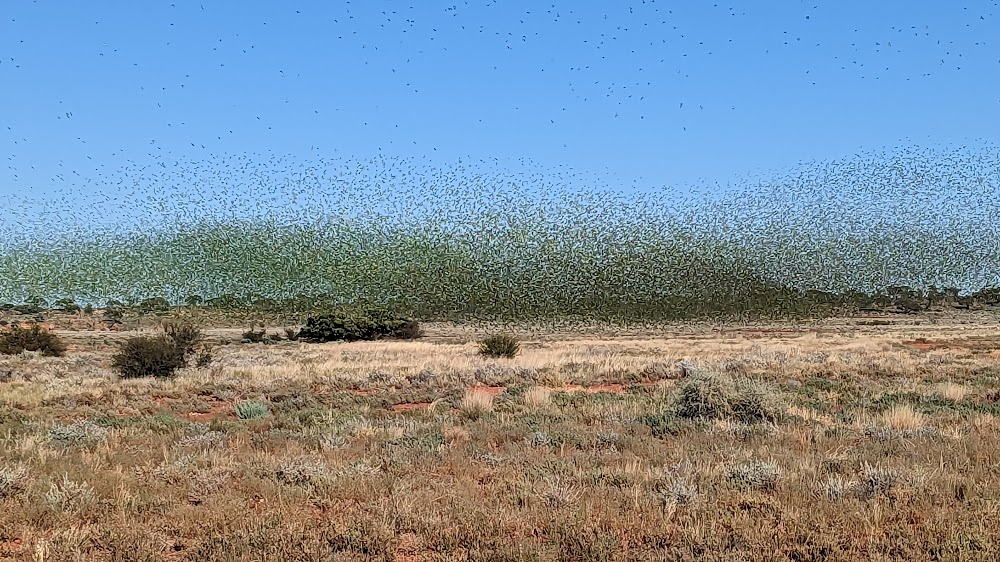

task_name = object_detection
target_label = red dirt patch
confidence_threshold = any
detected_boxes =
[392,402,432,413]
[183,401,233,422]
[902,340,944,350]
[902,337,1000,352]
[0,538,23,555]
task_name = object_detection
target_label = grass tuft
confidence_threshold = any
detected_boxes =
[478,333,520,358]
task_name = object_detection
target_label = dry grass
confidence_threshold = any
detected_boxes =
[879,403,927,431]
[522,386,553,408]
[1,316,1000,560]
[460,387,496,416]
[934,381,970,402]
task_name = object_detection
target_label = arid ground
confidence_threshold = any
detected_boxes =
[2,310,1000,561]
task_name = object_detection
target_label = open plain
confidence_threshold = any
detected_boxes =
[1,310,1000,561]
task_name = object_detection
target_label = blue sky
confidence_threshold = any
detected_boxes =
[1,0,998,228]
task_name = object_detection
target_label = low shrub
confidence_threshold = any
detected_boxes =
[136,297,171,314]
[394,319,425,339]
[111,321,210,379]
[727,459,782,491]
[103,307,125,323]
[54,298,81,312]
[0,323,67,357]
[298,306,422,343]
[638,412,701,437]
[673,371,784,424]
[194,347,214,367]
[235,400,270,420]
[111,335,187,379]
[478,333,520,358]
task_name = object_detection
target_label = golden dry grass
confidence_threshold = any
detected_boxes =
[522,386,553,408]
[1,315,1000,560]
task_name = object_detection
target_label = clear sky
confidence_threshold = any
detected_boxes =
[1,0,999,226]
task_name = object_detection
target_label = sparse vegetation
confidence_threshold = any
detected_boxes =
[0,321,998,559]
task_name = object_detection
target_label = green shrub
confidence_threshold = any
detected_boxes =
[111,335,186,379]
[298,307,422,343]
[235,400,270,419]
[673,372,784,424]
[638,412,700,437]
[673,372,735,420]
[0,323,67,357]
[478,333,520,358]
[136,297,171,314]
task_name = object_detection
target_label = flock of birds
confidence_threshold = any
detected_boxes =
[1,2,999,319]
[0,144,997,320]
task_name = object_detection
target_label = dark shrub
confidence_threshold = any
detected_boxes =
[82,304,94,315]
[0,323,67,357]
[284,327,300,341]
[111,335,187,379]
[393,319,425,339]
[54,298,81,312]
[136,297,171,314]
[638,412,700,437]
[298,307,421,343]
[104,307,124,323]
[478,334,520,358]
[111,321,209,378]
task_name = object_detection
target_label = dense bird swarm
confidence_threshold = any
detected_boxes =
[0,2,998,323]
[0,145,999,325]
